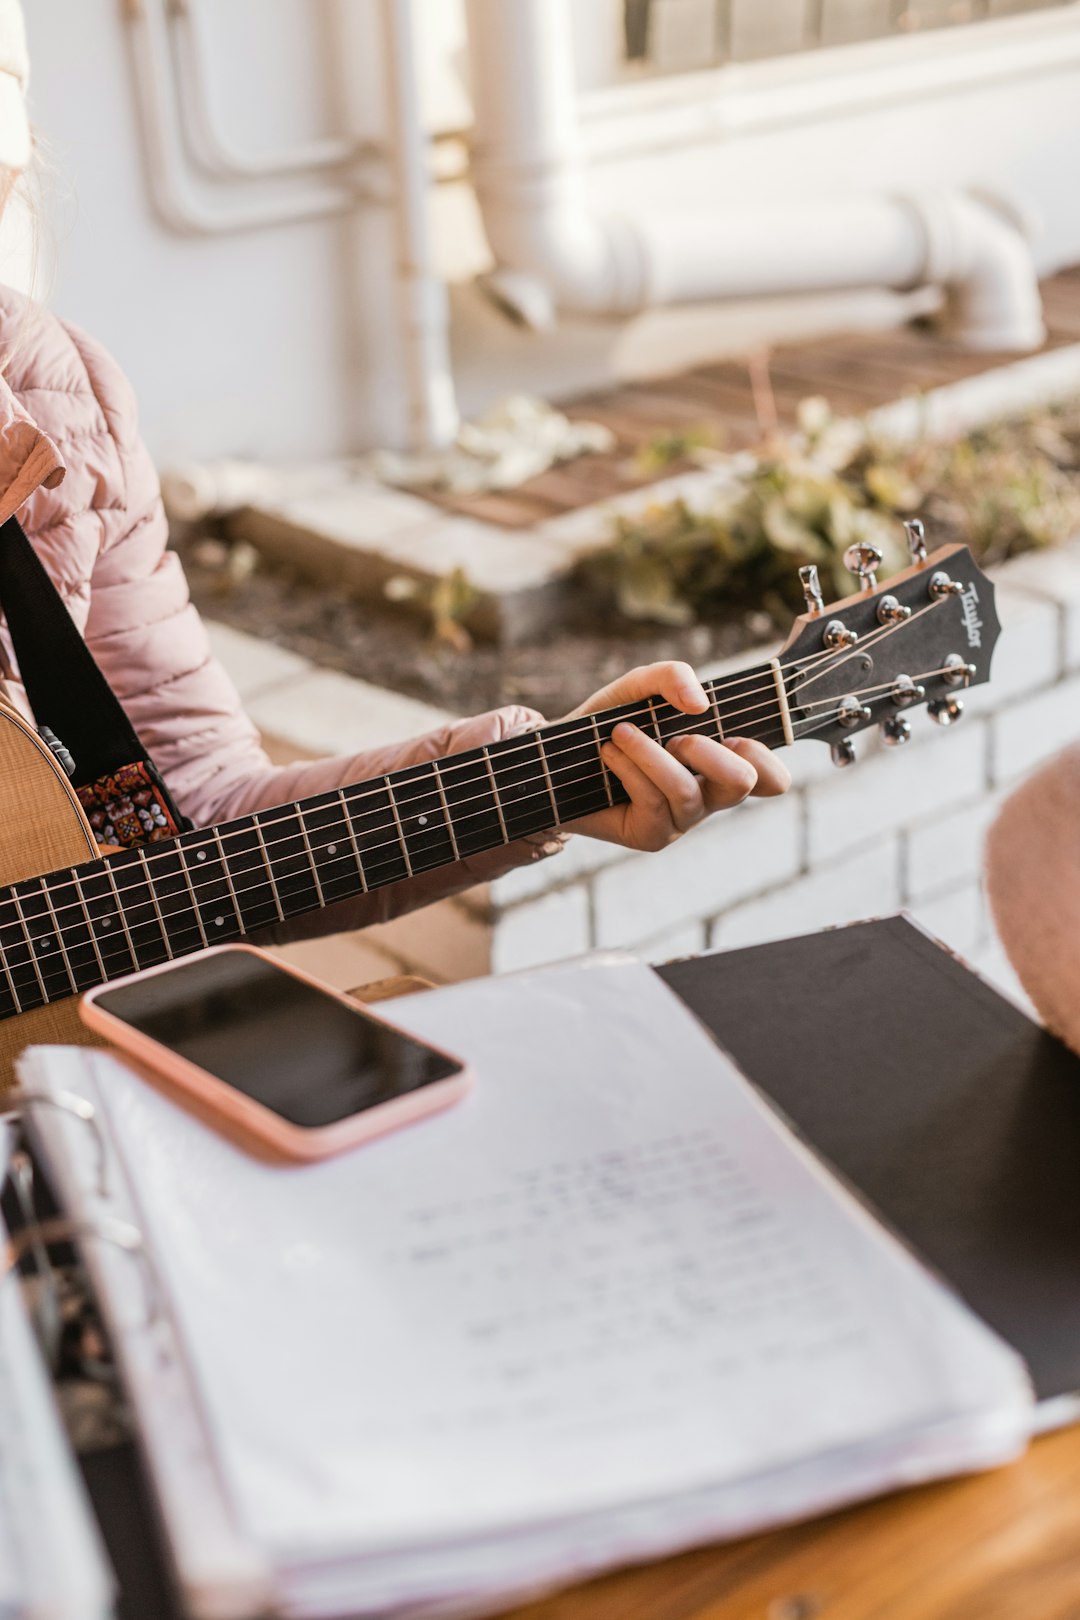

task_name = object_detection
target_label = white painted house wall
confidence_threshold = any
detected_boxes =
[14,2,1080,465]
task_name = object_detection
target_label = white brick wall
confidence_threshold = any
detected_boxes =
[213,540,1080,1008]
[477,543,1080,999]
[592,796,801,948]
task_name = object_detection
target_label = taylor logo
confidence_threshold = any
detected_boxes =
[960,583,983,649]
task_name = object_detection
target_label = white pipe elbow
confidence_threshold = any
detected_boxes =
[901,192,1046,352]
[476,181,650,328]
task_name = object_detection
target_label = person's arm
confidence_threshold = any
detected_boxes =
[75,332,566,938]
[75,324,788,943]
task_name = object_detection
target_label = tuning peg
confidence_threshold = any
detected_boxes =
[880,715,911,747]
[943,654,976,687]
[830,739,856,768]
[929,571,964,600]
[891,675,926,708]
[799,564,824,618]
[836,695,872,728]
[904,518,927,564]
[843,541,884,594]
[876,593,911,626]
[928,697,964,726]
[823,618,859,650]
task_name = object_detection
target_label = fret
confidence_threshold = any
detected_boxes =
[39,870,106,994]
[534,733,561,826]
[243,810,320,920]
[482,746,510,844]
[0,895,41,1015]
[437,750,506,860]
[71,867,108,982]
[646,696,662,744]
[431,761,460,861]
[213,829,247,930]
[137,850,174,960]
[384,777,413,879]
[216,816,300,932]
[11,886,51,1003]
[292,793,365,909]
[138,844,206,959]
[381,764,457,876]
[74,861,136,980]
[337,789,369,891]
[0,893,23,1013]
[528,718,617,826]
[103,852,172,972]
[254,819,285,922]
[102,860,145,972]
[341,779,409,890]
[487,732,564,841]
[590,714,614,807]
[37,878,79,997]
[0,890,46,1014]
[295,808,326,906]
[175,843,210,947]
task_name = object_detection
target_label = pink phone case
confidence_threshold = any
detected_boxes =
[78,943,471,1163]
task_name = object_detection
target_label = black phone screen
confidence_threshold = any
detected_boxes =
[91,950,462,1128]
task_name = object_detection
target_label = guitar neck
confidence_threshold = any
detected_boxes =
[0,660,788,1018]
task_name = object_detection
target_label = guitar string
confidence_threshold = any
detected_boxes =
[0,662,963,1001]
[0,635,964,965]
[48,588,950,897]
[26,587,948,937]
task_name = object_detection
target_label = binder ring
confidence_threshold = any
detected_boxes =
[1,1213,162,1336]
[14,1086,109,1200]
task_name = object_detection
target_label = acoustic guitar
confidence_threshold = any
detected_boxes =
[0,532,999,1090]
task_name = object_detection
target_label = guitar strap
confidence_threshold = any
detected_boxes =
[0,513,190,849]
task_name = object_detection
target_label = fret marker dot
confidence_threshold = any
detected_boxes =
[418,815,428,826]
[101,917,111,929]
[215,916,225,927]
[327,843,337,855]
[196,851,207,861]
[38,937,50,950]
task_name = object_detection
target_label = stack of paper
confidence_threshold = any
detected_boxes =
[0,1130,114,1620]
[21,959,1032,1620]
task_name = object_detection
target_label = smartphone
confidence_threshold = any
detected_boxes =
[79,944,470,1162]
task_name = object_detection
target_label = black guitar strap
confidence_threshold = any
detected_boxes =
[0,513,190,847]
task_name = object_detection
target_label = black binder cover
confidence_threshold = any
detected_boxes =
[660,914,1080,1407]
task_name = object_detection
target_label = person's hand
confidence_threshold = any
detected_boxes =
[562,662,790,852]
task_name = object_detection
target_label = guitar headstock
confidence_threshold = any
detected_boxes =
[778,523,1000,764]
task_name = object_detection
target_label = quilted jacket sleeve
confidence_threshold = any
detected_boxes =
[75,332,567,941]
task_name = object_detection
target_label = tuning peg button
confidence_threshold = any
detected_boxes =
[876,594,911,626]
[799,564,824,618]
[830,739,856,768]
[891,674,926,708]
[929,697,964,726]
[904,518,928,564]
[843,541,884,594]
[880,716,911,747]
[824,619,859,650]
[929,571,964,600]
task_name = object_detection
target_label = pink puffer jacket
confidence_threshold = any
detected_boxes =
[0,285,565,937]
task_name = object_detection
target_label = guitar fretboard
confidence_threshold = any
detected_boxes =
[0,662,786,1020]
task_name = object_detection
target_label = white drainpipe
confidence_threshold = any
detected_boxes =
[379,0,460,451]
[464,0,1045,351]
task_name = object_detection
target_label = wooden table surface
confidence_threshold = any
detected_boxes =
[496,1428,1080,1620]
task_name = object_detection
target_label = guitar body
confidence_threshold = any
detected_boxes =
[0,699,102,1093]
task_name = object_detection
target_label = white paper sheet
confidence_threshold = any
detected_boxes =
[58,957,1029,1574]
